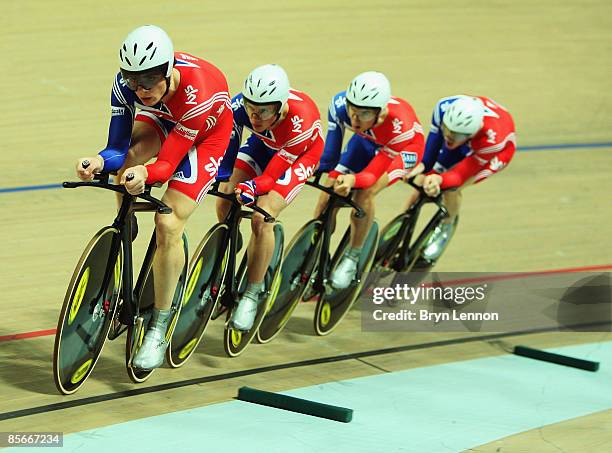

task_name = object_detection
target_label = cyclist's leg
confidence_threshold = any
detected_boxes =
[230,190,286,330]
[231,152,316,330]
[423,146,515,260]
[134,118,230,369]
[329,136,378,288]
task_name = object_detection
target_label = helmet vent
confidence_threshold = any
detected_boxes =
[146,42,154,50]
[149,47,157,60]
[269,86,277,95]
[125,57,132,66]
[133,43,137,54]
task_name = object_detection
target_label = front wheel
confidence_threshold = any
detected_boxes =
[314,221,379,336]
[53,227,122,395]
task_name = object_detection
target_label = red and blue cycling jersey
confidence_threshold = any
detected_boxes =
[98,52,232,185]
[422,95,516,188]
[217,90,324,195]
[319,91,424,188]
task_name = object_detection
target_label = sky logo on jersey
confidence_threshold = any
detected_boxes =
[204,156,222,177]
[334,95,346,109]
[185,85,198,105]
[294,162,315,181]
[400,151,418,169]
[232,97,243,111]
[111,106,125,116]
[291,115,304,133]
[175,123,198,141]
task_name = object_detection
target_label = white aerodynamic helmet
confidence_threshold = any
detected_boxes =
[119,25,174,77]
[346,71,391,109]
[243,64,290,107]
[442,96,485,136]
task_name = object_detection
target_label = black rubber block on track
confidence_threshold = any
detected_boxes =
[237,386,353,423]
[513,345,599,371]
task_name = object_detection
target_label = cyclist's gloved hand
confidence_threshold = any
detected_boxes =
[235,180,257,206]
[76,156,104,181]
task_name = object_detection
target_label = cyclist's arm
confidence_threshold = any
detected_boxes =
[251,146,302,195]
[98,76,136,172]
[353,131,425,189]
[421,107,445,172]
[421,130,444,172]
[217,95,246,180]
[440,141,515,189]
[145,114,207,184]
[318,98,345,171]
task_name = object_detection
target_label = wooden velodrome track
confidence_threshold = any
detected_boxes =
[1,0,611,450]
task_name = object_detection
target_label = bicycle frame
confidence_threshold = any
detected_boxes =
[203,181,275,312]
[63,174,171,329]
[304,173,365,295]
[387,180,450,272]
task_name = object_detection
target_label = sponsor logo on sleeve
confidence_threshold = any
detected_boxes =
[111,106,126,116]
[400,151,418,169]
[174,122,198,141]
[279,149,298,164]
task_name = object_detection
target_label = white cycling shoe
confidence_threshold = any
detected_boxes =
[330,254,358,289]
[132,326,168,370]
[422,220,457,262]
[230,295,259,331]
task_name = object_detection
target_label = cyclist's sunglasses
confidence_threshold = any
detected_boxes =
[346,101,380,122]
[120,70,166,91]
[243,99,281,121]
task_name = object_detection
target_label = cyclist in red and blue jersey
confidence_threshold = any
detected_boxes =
[74,25,232,370]
[216,64,323,331]
[316,72,425,288]
[406,95,516,262]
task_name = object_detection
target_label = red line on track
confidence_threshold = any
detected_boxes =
[0,329,56,342]
[2,263,611,342]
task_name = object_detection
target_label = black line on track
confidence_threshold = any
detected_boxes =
[1,320,609,421]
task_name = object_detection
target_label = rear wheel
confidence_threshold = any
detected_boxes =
[224,223,284,356]
[53,227,122,395]
[126,232,188,382]
[167,224,229,368]
[257,220,322,344]
[314,221,379,336]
